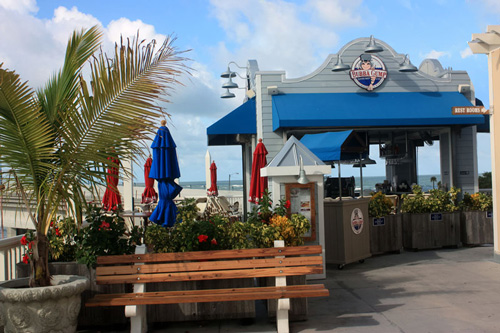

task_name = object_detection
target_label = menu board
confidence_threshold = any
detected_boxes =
[285,183,316,242]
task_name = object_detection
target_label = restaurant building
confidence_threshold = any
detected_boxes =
[208,36,488,208]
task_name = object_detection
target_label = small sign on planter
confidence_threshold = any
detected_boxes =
[430,213,443,221]
[373,217,385,226]
[487,211,493,218]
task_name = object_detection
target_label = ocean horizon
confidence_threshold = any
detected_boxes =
[132,174,442,193]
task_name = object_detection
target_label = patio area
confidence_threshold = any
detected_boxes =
[79,245,500,333]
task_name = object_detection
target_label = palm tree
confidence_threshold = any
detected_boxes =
[430,176,437,189]
[0,26,189,287]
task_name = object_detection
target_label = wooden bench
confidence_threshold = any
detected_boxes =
[86,241,329,333]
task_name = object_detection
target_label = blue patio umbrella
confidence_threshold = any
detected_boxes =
[148,120,182,227]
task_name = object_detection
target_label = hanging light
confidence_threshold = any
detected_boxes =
[399,54,418,72]
[220,67,236,78]
[365,35,383,53]
[221,88,235,99]
[222,76,238,89]
[297,156,310,184]
[331,53,350,72]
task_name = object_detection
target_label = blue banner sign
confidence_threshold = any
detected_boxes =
[430,213,443,221]
[373,217,385,226]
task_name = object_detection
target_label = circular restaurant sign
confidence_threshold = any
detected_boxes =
[350,54,387,91]
[350,208,364,234]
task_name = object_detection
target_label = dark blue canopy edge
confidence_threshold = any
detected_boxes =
[207,98,256,146]
[272,92,486,131]
[300,130,368,162]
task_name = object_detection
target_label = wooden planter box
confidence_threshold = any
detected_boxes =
[369,214,403,255]
[460,211,493,245]
[16,262,129,328]
[402,212,461,250]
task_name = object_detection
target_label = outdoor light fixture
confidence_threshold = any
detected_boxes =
[221,88,235,99]
[297,156,309,184]
[220,61,248,99]
[399,54,418,72]
[331,53,350,72]
[365,35,383,53]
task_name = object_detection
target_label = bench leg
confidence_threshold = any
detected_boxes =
[126,244,148,333]
[275,240,290,333]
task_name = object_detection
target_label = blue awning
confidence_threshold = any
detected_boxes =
[272,92,485,131]
[300,130,367,162]
[207,98,256,146]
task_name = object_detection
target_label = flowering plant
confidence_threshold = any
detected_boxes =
[459,192,493,212]
[401,185,460,213]
[369,192,395,218]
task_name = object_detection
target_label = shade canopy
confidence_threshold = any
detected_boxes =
[248,139,268,204]
[207,161,218,196]
[300,130,367,162]
[102,156,121,211]
[272,92,485,131]
[207,98,256,146]
[141,157,158,204]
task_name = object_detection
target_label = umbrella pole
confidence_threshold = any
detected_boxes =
[359,154,364,198]
[338,161,342,201]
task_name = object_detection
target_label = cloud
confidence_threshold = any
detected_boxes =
[423,50,450,59]
[0,0,37,14]
[210,0,365,78]
[460,47,474,59]
[306,0,365,28]
[473,0,500,15]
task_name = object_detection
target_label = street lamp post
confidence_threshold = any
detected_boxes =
[228,172,239,191]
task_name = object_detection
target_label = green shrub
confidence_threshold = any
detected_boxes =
[368,192,394,218]
[459,192,493,211]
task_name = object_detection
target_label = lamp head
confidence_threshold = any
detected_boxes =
[221,88,235,99]
[399,54,418,72]
[365,35,383,53]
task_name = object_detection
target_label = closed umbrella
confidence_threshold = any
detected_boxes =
[149,120,182,227]
[102,156,121,211]
[141,156,158,204]
[248,138,268,204]
[207,161,218,196]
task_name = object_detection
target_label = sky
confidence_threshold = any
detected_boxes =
[0,0,498,183]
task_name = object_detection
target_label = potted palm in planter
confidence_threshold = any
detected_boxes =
[459,192,493,245]
[401,185,461,250]
[0,25,188,332]
[368,191,402,255]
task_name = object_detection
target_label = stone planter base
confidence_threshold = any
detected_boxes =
[369,214,403,255]
[0,275,88,333]
[461,211,493,245]
[402,212,461,250]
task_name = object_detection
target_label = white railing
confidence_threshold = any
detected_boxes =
[0,235,24,282]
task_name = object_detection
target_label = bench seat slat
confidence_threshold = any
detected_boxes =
[96,266,323,285]
[97,245,323,265]
[86,284,329,307]
[96,256,323,276]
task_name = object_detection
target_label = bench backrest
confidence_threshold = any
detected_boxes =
[95,245,324,285]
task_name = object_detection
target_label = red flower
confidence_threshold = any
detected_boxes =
[284,200,291,209]
[211,238,217,245]
[20,235,28,245]
[198,234,208,243]
[55,228,62,237]
[28,241,33,249]
[100,221,110,230]
[22,254,29,264]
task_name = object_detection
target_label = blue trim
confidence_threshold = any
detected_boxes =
[272,92,485,131]
[207,98,256,135]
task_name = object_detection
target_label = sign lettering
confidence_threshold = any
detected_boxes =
[452,106,489,115]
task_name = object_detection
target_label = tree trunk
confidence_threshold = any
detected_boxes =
[30,231,51,287]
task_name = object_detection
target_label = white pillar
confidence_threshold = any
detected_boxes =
[205,150,211,191]
[469,26,500,259]
[122,158,134,211]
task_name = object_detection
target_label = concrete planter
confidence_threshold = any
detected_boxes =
[16,262,129,328]
[402,212,461,250]
[460,211,493,245]
[369,214,403,255]
[0,275,88,333]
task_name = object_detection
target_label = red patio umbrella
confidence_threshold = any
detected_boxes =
[141,156,158,204]
[207,161,218,196]
[102,156,121,211]
[249,138,268,204]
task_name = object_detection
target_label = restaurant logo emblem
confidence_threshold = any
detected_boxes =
[350,54,387,91]
[350,208,364,234]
